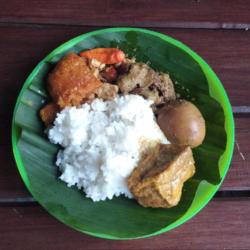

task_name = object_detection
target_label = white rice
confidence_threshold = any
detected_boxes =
[48,94,169,201]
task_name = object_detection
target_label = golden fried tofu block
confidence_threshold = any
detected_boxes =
[48,53,102,108]
[40,103,59,126]
[128,144,195,208]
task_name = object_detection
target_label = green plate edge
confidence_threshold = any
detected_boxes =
[11,27,235,240]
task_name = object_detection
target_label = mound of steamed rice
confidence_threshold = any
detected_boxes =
[48,94,168,201]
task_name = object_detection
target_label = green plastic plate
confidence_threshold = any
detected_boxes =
[12,27,234,239]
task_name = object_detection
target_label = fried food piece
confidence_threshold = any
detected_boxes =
[80,48,125,64]
[118,63,176,104]
[128,144,195,208]
[94,83,119,100]
[48,53,102,108]
[40,103,59,126]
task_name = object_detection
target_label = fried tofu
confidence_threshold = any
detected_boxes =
[48,53,102,108]
[128,144,195,208]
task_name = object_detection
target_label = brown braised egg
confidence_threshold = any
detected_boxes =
[157,100,206,148]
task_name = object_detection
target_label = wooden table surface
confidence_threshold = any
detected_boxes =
[1,1,250,249]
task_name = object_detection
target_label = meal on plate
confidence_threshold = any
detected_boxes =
[40,47,206,208]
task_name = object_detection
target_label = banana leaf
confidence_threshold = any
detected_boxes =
[12,28,234,239]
